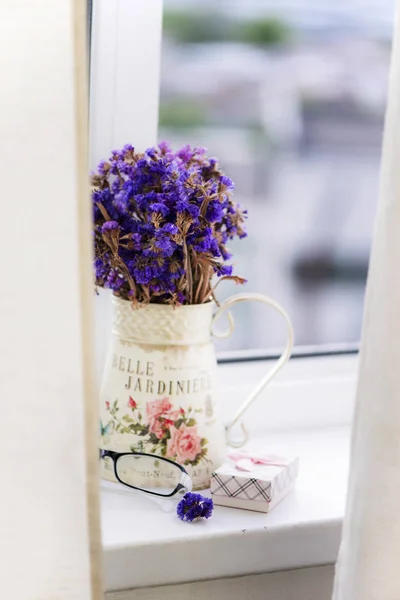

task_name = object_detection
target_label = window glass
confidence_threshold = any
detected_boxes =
[160,0,393,352]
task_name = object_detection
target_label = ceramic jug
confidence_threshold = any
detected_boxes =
[99,292,293,490]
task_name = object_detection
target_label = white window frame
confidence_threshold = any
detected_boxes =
[89,0,358,433]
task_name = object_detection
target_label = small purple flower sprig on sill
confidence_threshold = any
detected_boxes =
[91,142,247,306]
[177,492,214,522]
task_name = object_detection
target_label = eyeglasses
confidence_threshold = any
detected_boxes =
[99,449,193,497]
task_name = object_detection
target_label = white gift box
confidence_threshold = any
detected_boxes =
[210,453,299,513]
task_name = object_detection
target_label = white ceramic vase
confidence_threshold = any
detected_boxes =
[99,293,294,490]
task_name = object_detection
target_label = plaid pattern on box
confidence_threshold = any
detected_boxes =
[210,457,299,512]
[211,473,272,502]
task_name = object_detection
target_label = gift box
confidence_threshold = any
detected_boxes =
[210,451,299,513]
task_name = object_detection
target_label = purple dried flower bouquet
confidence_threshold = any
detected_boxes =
[91,142,247,305]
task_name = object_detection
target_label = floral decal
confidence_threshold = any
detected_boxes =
[102,397,208,467]
[167,423,202,464]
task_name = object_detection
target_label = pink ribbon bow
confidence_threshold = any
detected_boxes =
[229,451,289,472]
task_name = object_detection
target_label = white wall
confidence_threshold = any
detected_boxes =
[0,1,100,598]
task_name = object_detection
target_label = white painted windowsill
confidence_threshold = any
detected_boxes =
[101,354,356,593]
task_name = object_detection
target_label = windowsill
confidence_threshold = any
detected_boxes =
[101,355,356,593]
[102,425,351,592]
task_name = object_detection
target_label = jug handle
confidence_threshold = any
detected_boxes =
[211,293,294,448]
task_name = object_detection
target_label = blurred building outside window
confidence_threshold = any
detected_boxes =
[159,0,394,354]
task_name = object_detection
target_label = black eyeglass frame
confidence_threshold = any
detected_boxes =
[99,448,192,498]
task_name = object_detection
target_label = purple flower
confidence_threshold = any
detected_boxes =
[97,161,110,175]
[154,232,176,256]
[189,228,213,253]
[206,200,224,223]
[145,147,157,159]
[150,202,169,217]
[220,246,232,260]
[134,265,153,285]
[94,258,107,280]
[176,144,193,163]
[158,140,173,156]
[91,142,247,305]
[130,233,142,249]
[176,200,200,218]
[215,264,233,276]
[122,143,135,154]
[220,175,234,189]
[177,492,214,522]
[101,220,119,233]
[114,191,129,213]
[162,223,178,235]
[105,269,124,291]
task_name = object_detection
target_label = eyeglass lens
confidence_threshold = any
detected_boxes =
[115,454,182,496]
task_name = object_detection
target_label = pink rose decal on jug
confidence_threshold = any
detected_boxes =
[102,392,209,477]
[146,398,178,440]
[167,424,203,464]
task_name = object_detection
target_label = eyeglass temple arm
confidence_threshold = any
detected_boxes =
[99,449,119,460]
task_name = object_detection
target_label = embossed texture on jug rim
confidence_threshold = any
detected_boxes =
[112,296,214,345]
